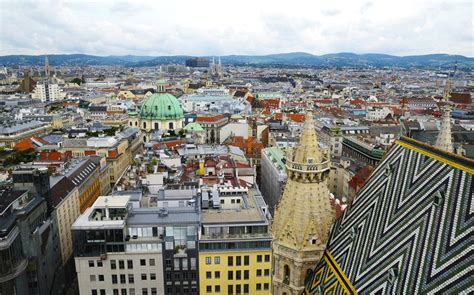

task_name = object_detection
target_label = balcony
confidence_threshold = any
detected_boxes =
[285,159,330,173]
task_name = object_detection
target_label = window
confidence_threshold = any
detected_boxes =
[228,285,233,295]
[97,261,103,267]
[149,259,155,266]
[264,255,270,262]
[112,274,118,284]
[141,274,147,281]
[113,290,119,295]
[236,285,241,294]
[143,122,147,129]
[256,283,262,291]
[206,272,212,279]
[129,289,135,295]
[119,260,125,269]
[100,290,106,295]
[165,259,172,268]
[257,255,262,262]
[264,269,270,276]
[128,274,134,284]
[244,284,249,293]
[89,260,95,267]
[142,288,148,295]
[236,270,241,280]
[215,285,221,293]
[99,275,104,282]
[228,271,233,280]
[214,256,220,264]
[206,257,211,265]
[215,271,220,279]
[90,275,96,282]
[236,256,241,266]
[151,288,157,295]
[121,289,127,295]
[206,286,212,293]
[154,123,159,130]
[140,259,146,266]
[127,260,133,269]
[284,265,290,284]
[92,290,98,295]
[228,256,233,266]
[120,274,126,284]
[244,270,249,280]
[169,122,174,129]
[231,199,236,204]
[150,273,156,281]
[244,256,249,266]
[264,283,269,290]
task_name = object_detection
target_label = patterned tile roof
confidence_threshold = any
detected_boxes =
[304,136,474,294]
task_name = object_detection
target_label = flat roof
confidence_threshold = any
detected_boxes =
[202,189,269,225]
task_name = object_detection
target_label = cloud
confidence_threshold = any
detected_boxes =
[0,0,472,56]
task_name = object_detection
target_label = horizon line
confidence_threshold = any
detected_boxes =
[0,51,472,58]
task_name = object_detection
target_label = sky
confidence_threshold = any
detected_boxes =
[0,0,472,57]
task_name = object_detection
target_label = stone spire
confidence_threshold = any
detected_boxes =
[272,107,335,294]
[44,55,50,81]
[435,80,453,153]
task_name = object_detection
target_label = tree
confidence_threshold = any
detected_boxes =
[71,77,82,85]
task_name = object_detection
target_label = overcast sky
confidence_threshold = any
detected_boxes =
[0,0,472,56]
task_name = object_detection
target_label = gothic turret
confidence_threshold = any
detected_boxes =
[272,108,335,295]
[435,80,454,153]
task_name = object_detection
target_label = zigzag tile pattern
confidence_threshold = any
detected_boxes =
[304,141,474,295]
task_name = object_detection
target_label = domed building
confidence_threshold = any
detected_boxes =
[128,81,184,142]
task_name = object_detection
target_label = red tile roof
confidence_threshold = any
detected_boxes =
[196,114,226,123]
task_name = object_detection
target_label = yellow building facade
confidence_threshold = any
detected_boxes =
[199,250,272,294]
[198,187,273,295]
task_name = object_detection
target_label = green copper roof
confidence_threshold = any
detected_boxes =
[139,93,184,120]
[183,122,205,132]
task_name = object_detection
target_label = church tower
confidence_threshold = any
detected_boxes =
[435,80,453,153]
[272,108,335,295]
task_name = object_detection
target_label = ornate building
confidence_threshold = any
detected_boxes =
[304,136,473,294]
[272,109,335,295]
[128,81,184,142]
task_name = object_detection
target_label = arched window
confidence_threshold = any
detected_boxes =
[143,122,147,129]
[154,122,159,130]
[143,136,147,143]
[135,121,138,126]
[283,265,290,284]
[169,122,174,129]
[129,122,132,126]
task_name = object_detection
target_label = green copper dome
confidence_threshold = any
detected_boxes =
[139,93,184,120]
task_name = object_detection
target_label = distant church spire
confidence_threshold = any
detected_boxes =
[435,80,453,153]
[272,103,335,294]
[44,55,50,81]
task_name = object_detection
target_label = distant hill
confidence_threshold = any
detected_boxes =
[0,52,472,69]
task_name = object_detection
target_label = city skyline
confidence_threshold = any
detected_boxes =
[0,0,472,57]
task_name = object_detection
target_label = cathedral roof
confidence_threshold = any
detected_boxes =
[304,136,474,294]
[138,92,184,120]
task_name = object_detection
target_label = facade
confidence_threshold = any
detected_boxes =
[32,82,66,102]
[304,137,473,294]
[73,188,201,295]
[73,196,166,295]
[260,147,287,215]
[49,177,81,265]
[199,187,273,295]
[196,114,229,144]
[272,110,336,295]
[342,137,384,166]
[129,82,184,142]
[0,189,63,295]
